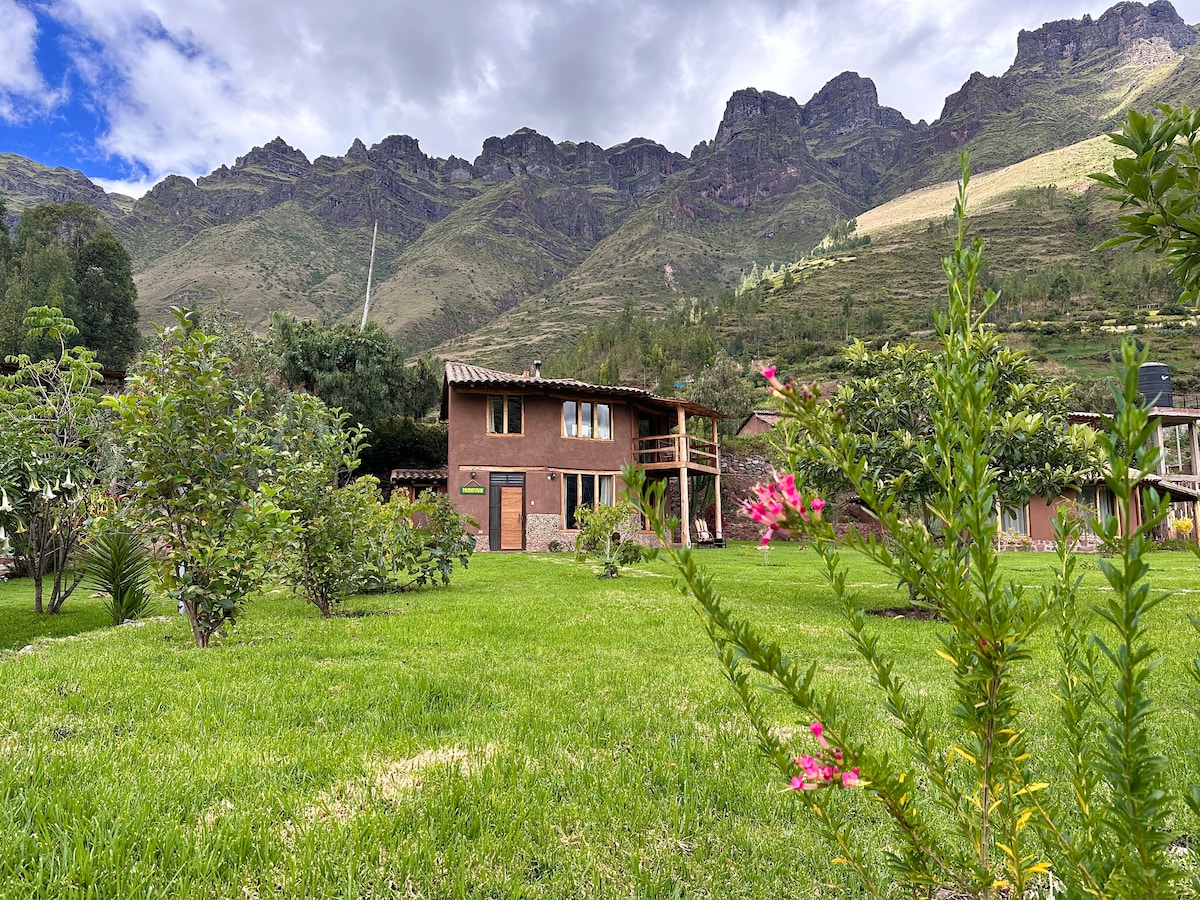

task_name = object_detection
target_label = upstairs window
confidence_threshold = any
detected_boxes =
[563,400,612,440]
[487,394,523,434]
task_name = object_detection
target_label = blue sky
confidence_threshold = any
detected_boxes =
[3,0,1199,198]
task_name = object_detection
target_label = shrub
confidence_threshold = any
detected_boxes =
[80,528,155,626]
[358,488,475,593]
[573,502,640,578]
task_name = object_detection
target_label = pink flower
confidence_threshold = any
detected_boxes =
[810,721,829,749]
[743,474,825,544]
[842,768,861,786]
[760,365,786,394]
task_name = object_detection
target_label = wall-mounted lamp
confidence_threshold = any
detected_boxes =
[547,472,557,481]
[470,471,477,480]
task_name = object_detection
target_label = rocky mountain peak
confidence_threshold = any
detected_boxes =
[474,128,562,180]
[368,134,435,175]
[231,137,311,177]
[802,71,915,134]
[713,88,804,149]
[1011,0,1195,72]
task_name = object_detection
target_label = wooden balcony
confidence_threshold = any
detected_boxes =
[633,434,720,474]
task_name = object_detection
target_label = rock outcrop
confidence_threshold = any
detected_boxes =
[1011,0,1195,71]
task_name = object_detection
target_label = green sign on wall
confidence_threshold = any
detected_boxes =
[460,485,485,495]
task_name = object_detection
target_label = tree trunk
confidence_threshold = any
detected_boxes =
[185,603,208,648]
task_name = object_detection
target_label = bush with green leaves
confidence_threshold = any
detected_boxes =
[627,158,1200,898]
[357,486,475,593]
[573,502,641,578]
[103,309,296,647]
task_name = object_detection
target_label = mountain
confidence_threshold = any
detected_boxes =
[2,0,1199,374]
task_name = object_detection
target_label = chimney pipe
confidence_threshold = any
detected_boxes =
[533,360,542,379]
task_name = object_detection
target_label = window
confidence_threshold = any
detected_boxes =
[563,473,614,529]
[487,394,523,434]
[563,401,612,440]
[1079,485,1116,531]
[999,503,1028,536]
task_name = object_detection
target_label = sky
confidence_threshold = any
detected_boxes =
[2,0,1199,198]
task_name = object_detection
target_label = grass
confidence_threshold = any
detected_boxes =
[2,545,1200,897]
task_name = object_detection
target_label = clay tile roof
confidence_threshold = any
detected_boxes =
[443,361,725,418]
[390,468,449,483]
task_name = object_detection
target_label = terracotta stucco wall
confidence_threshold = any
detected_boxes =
[446,386,642,549]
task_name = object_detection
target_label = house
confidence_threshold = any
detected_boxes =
[1002,407,1200,551]
[736,410,781,436]
[439,361,725,551]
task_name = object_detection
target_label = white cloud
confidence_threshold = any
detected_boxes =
[0,0,64,121]
[33,0,1200,194]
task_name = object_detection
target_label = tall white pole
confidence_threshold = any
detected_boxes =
[360,219,378,331]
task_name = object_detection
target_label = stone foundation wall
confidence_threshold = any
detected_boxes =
[996,532,1102,553]
[719,453,773,541]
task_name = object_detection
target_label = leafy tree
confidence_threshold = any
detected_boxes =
[683,352,757,437]
[0,307,103,613]
[271,315,440,428]
[73,230,140,368]
[1092,103,1200,303]
[787,337,1101,536]
[104,309,295,647]
[0,197,11,272]
[0,206,139,363]
[358,416,447,476]
[273,392,367,618]
[15,201,99,260]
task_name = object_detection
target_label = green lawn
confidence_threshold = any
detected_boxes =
[2,545,1200,898]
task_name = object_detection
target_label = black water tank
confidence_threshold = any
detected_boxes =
[1139,362,1173,407]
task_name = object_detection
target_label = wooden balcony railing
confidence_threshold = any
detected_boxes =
[632,434,719,471]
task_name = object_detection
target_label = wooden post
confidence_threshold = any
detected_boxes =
[1190,420,1199,480]
[712,416,724,542]
[1153,419,1166,476]
[678,406,690,546]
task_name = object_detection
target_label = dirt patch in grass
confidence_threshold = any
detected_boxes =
[868,605,944,621]
[371,745,495,799]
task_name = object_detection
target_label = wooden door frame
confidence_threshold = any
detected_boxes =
[488,472,526,550]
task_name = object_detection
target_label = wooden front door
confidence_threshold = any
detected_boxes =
[499,487,524,550]
[489,472,526,551]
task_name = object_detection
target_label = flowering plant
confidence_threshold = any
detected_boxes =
[626,156,1190,898]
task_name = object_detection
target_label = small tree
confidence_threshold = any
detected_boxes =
[273,392,367,618]
[0,307,102,613]
[573,502,641,577]
[104,309,294,647]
